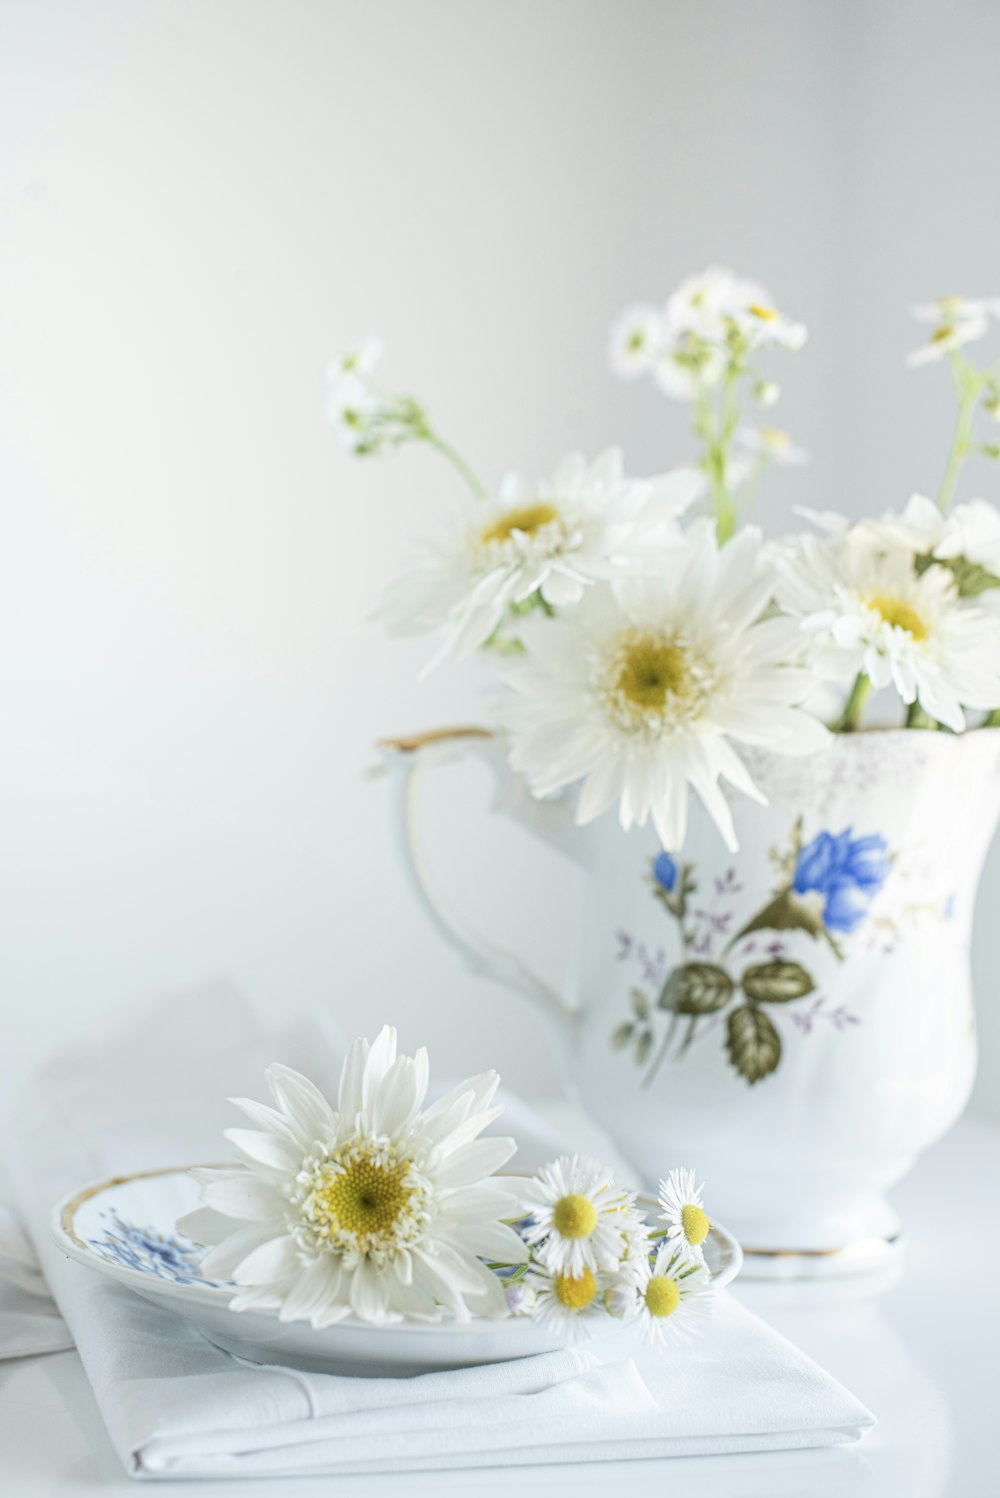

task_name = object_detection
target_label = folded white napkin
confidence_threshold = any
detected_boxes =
[1,982,874,1478]
[0,1203,74,1359]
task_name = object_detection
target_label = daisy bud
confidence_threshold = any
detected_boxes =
[504,1281,536,1316]
[755,379,780,407]
[604,1282,639,1319]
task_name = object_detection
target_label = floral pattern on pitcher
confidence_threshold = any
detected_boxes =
[612,817,953,1086]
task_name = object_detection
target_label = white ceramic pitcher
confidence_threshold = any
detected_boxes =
[385,725,1000,1275]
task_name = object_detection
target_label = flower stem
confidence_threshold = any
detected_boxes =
[833,673,871,733]
[422,429,488,499]
[698,360,742,544]
[905,700,938,730]
[938,354,981,513]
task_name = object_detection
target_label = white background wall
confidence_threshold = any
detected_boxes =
[2,0,999,1116]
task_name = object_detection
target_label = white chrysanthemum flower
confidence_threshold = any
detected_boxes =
[658,1168,711,1260]
[652,333,727,400]
[609,304,665,379]
[177,1027,527,1329]
[906,296,1000,367]
[501,523,828,852]
[775,528,1000,730]
[629,1243,713,1349]
[377,451,703,669]
[519,1155,636,1277]
[735,425,808,467]
[858,493,1000,587]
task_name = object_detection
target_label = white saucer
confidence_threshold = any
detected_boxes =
[51,1165,743,1376]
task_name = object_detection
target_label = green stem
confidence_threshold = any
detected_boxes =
[905,700,938,730]
[697,360,742,544]
[983,709,1000,728]
[938,355,981,513]
[832,673,871,733]
[422,429,488,499]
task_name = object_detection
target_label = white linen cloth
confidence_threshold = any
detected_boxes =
[0,982,874,1478]
[0,1202,74,1358]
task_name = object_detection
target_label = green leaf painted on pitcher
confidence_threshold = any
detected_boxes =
[726,1005,782,1083]
[660,962,733,1015]
[741,959,815,1004]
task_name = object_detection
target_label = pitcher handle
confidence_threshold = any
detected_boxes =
[380,727,579,1046]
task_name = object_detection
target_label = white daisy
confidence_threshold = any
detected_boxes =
[609,304,665,379]
[906,296,1000,367]
[177,1027,527,1329]
[529,1263,604,1334]
[858,493,1000,590]
[665,265,770,344]
[727,301,807,352]
[377,451,703,669]
[501,522,828,853]
[652,332,728,400]
[325,338,420,455]
[776,527,1000,730]
[658,1168,711,1259]
[519,1154,635,1277]
[735,425,808,467]
[630,1243,713,1349]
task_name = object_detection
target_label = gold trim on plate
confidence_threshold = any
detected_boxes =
[378,726,494,753]
[59,1164,225,1247]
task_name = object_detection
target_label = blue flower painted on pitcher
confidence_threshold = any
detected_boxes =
[653,851,678,893]
[793,828,892,934]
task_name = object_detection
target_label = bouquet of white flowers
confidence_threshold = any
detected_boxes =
[183,1026,717,1344]
[328,272,1000,855]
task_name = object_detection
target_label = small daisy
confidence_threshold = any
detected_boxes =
[178,1027,528,1329]
[727,301,807,352]
[658,1168,712,1259]
[735,425,808,467]
[665,266,770,344]
[609,304,665,379]
[529,1263,604,1334]
[906,296,1000,367]
[502,522,828,853]
[519,1155,635,1277]
[630,1243,713,1349]
[325,338,420,455]
[377,451,702,669]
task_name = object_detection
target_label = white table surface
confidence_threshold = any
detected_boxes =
[2,1113,999,1496]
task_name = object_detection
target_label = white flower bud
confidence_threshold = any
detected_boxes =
[604,1282,639,1319]
[505,1281,536,1316]
[756,380,780,407]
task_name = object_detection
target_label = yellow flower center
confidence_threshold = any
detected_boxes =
[681,1203,710,1246]
[868,594,928,640]
[627,330,646,352]
[294,1138,430,1263]
[552,1193,598,1240]
[930,324,954,345]
[554,1268,597,1310]
[615,635,691,712]
[759,426,791,451]
[481,503,560,545]
[309,1156,410,1241]
[644,1275,681,1318]
[747,303,778,322]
